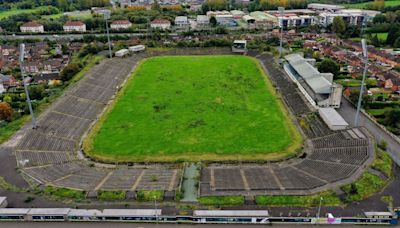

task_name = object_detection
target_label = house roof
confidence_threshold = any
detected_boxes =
[111,20,132,25]
[64,21,85,26]
[21,22,43,27]
[151,19,171,24]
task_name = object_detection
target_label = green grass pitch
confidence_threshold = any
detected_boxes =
[84,56,302,162]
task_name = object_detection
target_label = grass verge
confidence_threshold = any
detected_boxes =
[198,196,245,206]
[136,190,164,202]
[255,191,341,207]
[44,186,86,201]
[342,171,386,202]
[98,190,126,201]
[372,148,393,178]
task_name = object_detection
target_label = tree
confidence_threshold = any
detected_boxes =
[0,102,13,122]
[28,85,45,100]
[373,13,386,23]
[151,0,160,11]
[332,16,346,35]
[372,0,385,11]
[384,108,400,128]
[318,58,340,76]
[210,16,217,27]
[387,25,400,46]
[60,63,81,81]
[371,34,380,47]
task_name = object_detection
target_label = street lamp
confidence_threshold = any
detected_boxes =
[104,10,112,59]
[355,39,368,126]
[316,196,323,224]
[19,44,36,129]
[278,7,285,58]
[154,195,158,224]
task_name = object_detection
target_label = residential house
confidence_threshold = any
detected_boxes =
[21,62,40,74]
[196,15,209,27]
[0,74,17,89]
[63,21,86,32]
[174,16,189,27]
[150,19,171,30]
[110,20,132,30]
[20,22,44,33]
[43,59,63,72]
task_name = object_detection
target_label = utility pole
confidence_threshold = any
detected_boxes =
[104,10,112,59]
[154,196,158,224]
[278,7,285,59]
[316,196,323,224]
[19,44,36,129]
[355,39,368,126]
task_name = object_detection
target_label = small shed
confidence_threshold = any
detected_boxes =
[115,49,129,58]
[232,40,247,53]
[318,108,349,131]
[129,45,145,53]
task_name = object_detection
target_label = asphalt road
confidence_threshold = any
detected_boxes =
[337,97,400,165]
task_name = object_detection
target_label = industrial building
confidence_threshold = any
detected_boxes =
[284,53,343,108]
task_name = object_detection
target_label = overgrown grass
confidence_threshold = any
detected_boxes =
[136,190,164,202]
[98,190,126,201]
[44,186,86,201]
[0,55,104,144]
[342,171,386,202]
[0,176,24,192]
[85,56,302,162]
[255,191,341,207]
[198,196,245,206]
[372,148,393,178]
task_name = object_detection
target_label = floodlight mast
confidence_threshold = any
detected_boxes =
[278,7,285,58]
[354,39,368,126]
[19,44,36,129]
[104,10,112,59]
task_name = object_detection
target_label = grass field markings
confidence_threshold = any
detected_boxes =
[168,170,178,191]
[269,167,285,190]
[239,169,250,191]
[85,55,302,162]
[94,170,115,191]
[291,166,329,183]
[210,168,216,190]
[130,170,145,191]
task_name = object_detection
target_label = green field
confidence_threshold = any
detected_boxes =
[342,0,400,9]
[84,56,301,162]
[0,6,49,19]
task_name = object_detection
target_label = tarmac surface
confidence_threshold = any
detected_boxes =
[338,97,400,165]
